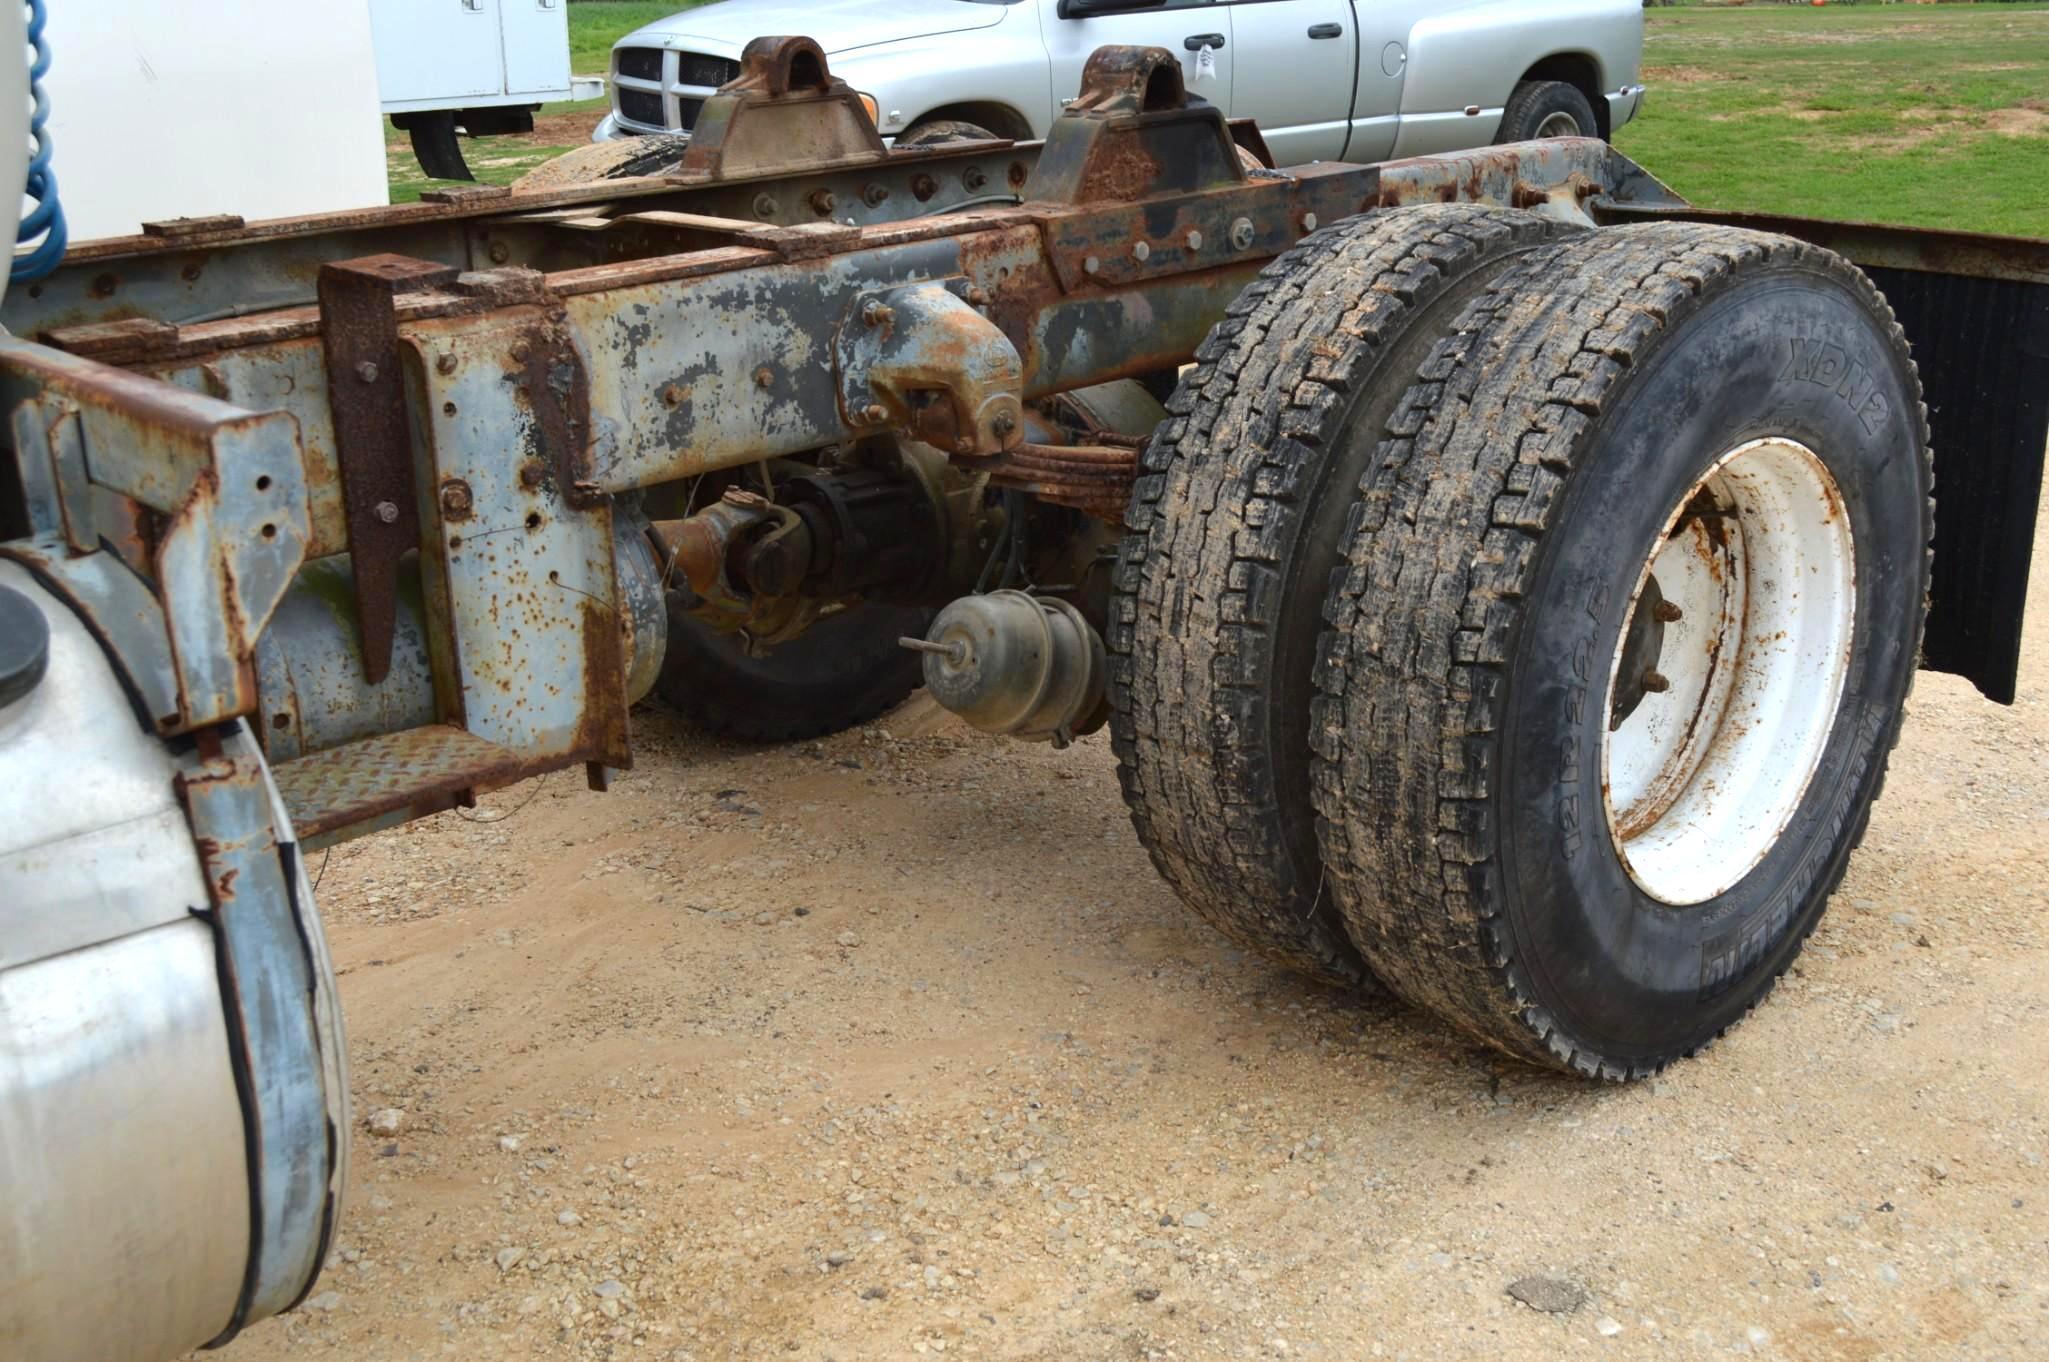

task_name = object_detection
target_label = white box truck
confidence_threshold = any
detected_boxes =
[373,0,604,180]
[42,0,388,239]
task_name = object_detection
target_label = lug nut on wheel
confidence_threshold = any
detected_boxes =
[1640,670,1671,694]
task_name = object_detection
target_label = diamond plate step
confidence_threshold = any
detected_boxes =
[272,725,526,847]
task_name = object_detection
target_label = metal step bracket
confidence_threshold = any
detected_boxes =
[0,338,310,733]
[270,724,528,847]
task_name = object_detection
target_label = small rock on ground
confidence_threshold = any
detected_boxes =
[1506,1275,1587,1314]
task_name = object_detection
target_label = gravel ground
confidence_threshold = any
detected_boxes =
[212,520,2049,1362]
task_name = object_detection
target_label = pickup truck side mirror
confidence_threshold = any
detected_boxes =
[1057,0,1168,18]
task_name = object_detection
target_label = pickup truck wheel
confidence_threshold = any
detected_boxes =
[1312,224,1931,1077]
[656,602,933,743]
[1110,205,1583,991]
[896,119,1000,148]
[1498,79,1600,143]
[401,111,475,182]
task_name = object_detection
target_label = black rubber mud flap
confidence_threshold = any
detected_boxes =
[1868,266,2049,705]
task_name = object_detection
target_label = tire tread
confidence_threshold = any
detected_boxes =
[1109,205,1577,988]
[1310,223,1933,1077]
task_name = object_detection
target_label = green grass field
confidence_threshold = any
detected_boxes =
[1616,2,2049,236]
[391,1,2049,237]
[566,1,695,70]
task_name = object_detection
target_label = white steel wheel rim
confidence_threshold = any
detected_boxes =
[1534,111,1582,139]
[1602,437,1856,906]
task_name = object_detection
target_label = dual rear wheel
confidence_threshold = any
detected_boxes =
[1113,206,1930,1077]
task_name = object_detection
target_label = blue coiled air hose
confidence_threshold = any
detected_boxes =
[13,0,67,283]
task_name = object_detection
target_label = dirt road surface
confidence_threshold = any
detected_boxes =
[214,523,2049,1362]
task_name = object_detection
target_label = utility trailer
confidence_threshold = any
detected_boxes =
[2,36,2045,1362]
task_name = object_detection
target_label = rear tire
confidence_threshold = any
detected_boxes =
[897,119,1000,148]
[401,111,474,181]
[1311,224,1931,1076]
[656,602,931,744]
[1497,79,1600,143]
[1109,205,1583,991]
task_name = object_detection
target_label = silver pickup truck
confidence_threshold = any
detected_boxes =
[595,0,1646,160]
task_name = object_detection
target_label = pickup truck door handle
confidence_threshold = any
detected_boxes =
[1307,23,1343,39]
[1183,33,1225,51]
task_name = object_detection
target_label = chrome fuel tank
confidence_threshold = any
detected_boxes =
[0,561,349,1361]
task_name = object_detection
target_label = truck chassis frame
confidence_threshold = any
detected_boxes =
[4,38,2047,1357]
[7,39,2041,853]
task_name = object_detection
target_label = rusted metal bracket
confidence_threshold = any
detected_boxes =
[1226,119,1275,172]
[419,270,603,507]
[1024,47,1246,205]
[1028,169,1359,294]
[404,307,632,773]
[7,394,91,554]
[1015,45,1366,295]
[0,338,311,732]
[318,253,458,684]
[518,314,603,508]
[174,730,338,1335]
[680,36,889,181]
[835,281,1025,457]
